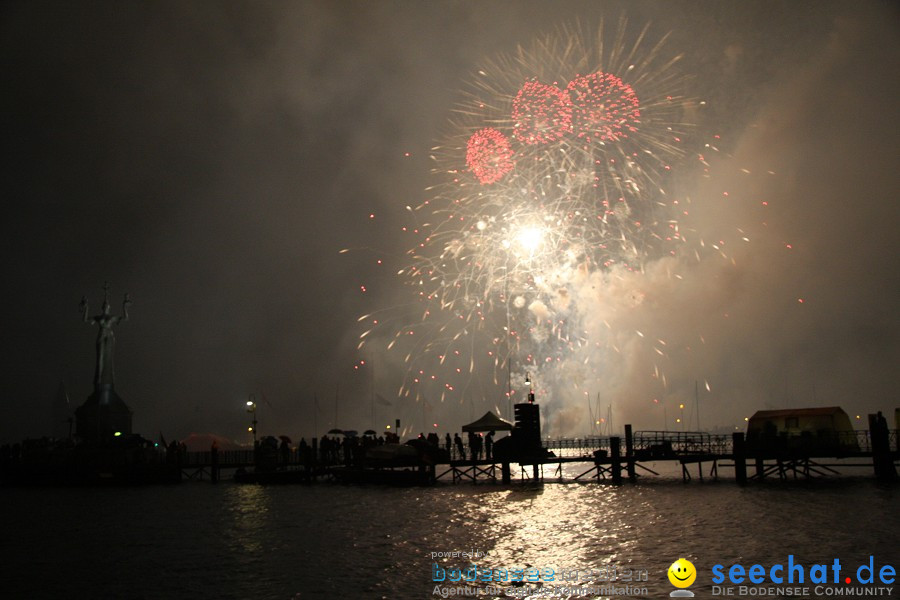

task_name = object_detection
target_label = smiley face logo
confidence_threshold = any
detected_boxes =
[668,558,696,588]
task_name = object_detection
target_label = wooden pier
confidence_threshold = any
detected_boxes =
[181,426,899,485]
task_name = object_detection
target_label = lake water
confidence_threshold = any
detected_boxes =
[2,468,897,599]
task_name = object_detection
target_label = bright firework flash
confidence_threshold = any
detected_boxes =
[354,19,757,435]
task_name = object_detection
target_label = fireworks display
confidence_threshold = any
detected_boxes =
[466,127,516,184]
[566,71,640,143]
[510,80,572,145]
[4,0,895,447]
[357,21,728,433]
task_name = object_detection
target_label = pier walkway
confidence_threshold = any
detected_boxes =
[181,428,899,485]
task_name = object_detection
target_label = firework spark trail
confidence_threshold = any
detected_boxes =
[355,19,746,432]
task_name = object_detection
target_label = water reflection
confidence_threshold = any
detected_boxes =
[1,478,895,599]
[463,486,641,575]
[225,484,272,555]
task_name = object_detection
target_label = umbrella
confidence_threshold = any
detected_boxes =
[327,428,343,434]
[363,429,377,435]
[278,435,292,444]
[343,430,359,437]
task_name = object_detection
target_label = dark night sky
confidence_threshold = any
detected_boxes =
[2,1,898,444]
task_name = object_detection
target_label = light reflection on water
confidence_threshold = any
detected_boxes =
[229,484,272,555]
[1,477,896,599]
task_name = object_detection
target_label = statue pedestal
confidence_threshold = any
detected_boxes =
[75,384,133,440]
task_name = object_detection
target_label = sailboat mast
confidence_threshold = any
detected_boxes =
[370,355,375,430]
[587,394,594,435]
[695,380,701,431]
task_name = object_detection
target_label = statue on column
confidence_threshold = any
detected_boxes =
[80,282,132,388]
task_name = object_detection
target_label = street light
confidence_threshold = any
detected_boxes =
[679,403,685,432]
[246,395,258,445]
[525,372,535,404]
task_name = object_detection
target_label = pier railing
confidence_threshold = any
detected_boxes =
[541,429,896,460]
[183,449,255,467]
[177,429,897,469]
[632,431,731,455]
[544,437,612,457]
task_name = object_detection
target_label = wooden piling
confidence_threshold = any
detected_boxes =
[501,462,511,484]
[624,425,636,483]
[733,432,747,485]
[610,437,622,484]
[210,446,219,483]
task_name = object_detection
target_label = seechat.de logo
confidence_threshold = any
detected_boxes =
[668,558,697,597]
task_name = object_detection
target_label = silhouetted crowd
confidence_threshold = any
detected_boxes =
[253,429,500,469]
[414,430,496,461]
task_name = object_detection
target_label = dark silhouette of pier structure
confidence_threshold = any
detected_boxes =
[8,288,895,487]
[175,399,900,486]
[179,422,898,485]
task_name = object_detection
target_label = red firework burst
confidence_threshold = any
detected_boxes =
[511,80,573,145]
[466,127,515,184]
[566,71,640,142]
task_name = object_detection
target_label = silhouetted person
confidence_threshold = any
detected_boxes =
[167,440,180,469]
[454,433,464,460]
[280,439,290,468]
[870,411,897,481]
[319,435,329,463]
[444,433,451,454]
[468,431,483,461]
[485,431,494,460]
[298,438,309,466]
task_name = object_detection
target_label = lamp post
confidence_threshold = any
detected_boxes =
[525,372,535,403]
[679,403,685,432]
[505,263,512,422]
[246,395,258,445]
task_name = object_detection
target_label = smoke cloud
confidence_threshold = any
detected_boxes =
[1,1,897,442]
